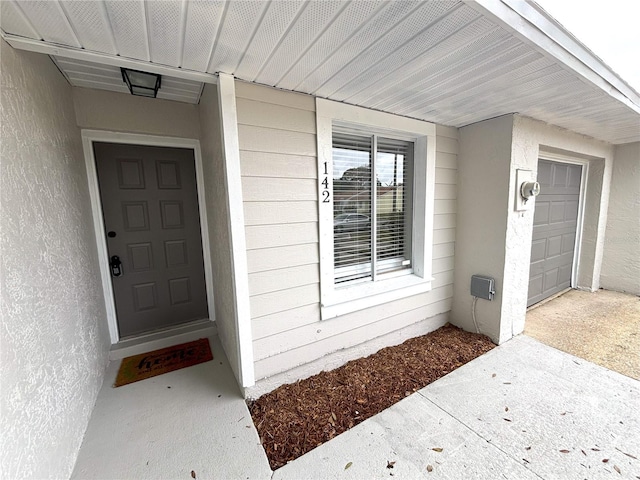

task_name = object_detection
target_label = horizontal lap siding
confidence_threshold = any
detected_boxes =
[236,82,458,380]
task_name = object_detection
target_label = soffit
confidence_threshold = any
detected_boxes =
[1,0,638,144]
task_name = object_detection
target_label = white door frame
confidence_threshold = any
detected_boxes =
[537,152,590,289]
[81,129,215,344]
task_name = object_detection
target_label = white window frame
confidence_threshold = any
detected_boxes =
[316,98,436,319]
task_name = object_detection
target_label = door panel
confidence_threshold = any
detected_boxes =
[94,142,208,338]
[528,160,582,307]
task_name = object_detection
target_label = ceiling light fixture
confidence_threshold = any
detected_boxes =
[121,68,161,98]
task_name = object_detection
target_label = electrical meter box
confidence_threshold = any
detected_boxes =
[471,275,495,301]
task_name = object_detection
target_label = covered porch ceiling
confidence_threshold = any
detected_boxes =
[2,0,638,144]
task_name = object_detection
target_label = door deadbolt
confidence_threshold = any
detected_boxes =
[110,255,123,277]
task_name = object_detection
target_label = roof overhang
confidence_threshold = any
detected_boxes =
[2,0,638,144]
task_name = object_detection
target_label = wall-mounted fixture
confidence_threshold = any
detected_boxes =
[121,68,161,98]
[520,181,541,203]
[470,274,496,334]
[515,169,540,211]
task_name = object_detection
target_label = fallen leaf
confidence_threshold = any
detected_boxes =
[387,461,396,469]
[615,447,638,459]
[522,458,530,464]
[503,418,512,422]
[591,448,601,451]
[505,406,509,412]
[614,465,621,474]
[432,448,443,453]
[525,447,532,451]
[427,465,433,472]
[581,450,587,456]
[190,471,196,479]
[602,459,609,463]
[559,450,570,454]
[345,462,352,470]
[492,373,497,378]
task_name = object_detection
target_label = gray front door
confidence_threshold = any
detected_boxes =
[94,142,208,338]
[528,159,582,307]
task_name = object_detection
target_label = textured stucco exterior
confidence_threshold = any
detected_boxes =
[513,116,614,293]
[601,142,640,295]
[1,41,111,478]
[451,115,514,343]
[198,83,244,386]
[73,86,201,139]
[452,114,614,344]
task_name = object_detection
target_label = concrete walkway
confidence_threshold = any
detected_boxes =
[72,335,639,479]
[275,335,639,479]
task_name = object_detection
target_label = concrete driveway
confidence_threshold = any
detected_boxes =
[525,289,640,380]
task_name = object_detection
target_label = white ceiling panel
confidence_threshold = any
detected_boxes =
[0,1,39,39]
[293,0,423,93]
[59,1,117,54]
[335,5,483,104]
[351,18,504,108]
[312,1,460,99]
[254,0,348,86]
[14,0,80,46]
[145,0,185,66]
[103,1,149,60]
[182,0,225,72]
[52,56,203,104]
[1,0,638,143]
[206,1,268,74]
[234,0,306,82]
[275,0,385,91]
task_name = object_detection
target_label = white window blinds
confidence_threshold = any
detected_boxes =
[332,131,414,284]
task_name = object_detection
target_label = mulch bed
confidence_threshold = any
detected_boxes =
[248,324,495,470]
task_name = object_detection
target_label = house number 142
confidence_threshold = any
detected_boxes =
[321,162,330,203]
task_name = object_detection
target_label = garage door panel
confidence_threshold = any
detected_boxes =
[534,201,550,225]
[558,264,572,285]
[531,222,577,239]
[552,164,568,186]
[547,235,562,257]
[528,159,582,307]
[529,274,543,300]
[565,200,579,220]
[550,201,565,223]
[568,166,582,187]
[562,232,576,254]
[530,239,546,263]
[543,268,559,292]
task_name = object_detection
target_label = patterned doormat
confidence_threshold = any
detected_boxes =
[114,338,213,387]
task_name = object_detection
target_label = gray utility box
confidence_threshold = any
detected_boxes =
[471,275,495,301]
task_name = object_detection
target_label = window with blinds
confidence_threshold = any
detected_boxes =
[332,130,414,285]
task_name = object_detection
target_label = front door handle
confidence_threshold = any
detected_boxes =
[110,255,123,277]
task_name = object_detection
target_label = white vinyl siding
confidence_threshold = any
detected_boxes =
[236,81,458,381]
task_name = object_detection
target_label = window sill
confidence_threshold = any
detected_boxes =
[321,274,433,320]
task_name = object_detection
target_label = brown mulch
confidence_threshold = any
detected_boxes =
[248,324,495,470]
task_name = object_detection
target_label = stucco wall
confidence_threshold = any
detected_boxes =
[452,114,614,344]
[451,115,515,343]
[1,42,111,478]
[236,82,457,396]
[73,87,200,138]
[198,83,243,384]
[600,142,640,294]
[514,116,614,294]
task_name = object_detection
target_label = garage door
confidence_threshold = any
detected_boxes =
[528,160,582,306]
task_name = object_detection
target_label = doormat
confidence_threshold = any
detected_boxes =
[114,338,213,387]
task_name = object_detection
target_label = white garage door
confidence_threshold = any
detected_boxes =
[528,160,582,307]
